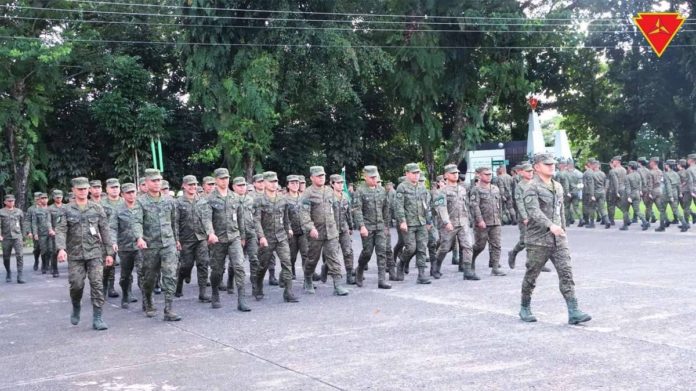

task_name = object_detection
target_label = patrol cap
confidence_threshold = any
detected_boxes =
[253,174,264,183]
[144,169,162,180]
[263,171,278,181]
[202,176,215,185]
[688,153,696,160]
[444,164,459,174]
[106,178,120,187]
[398,176,406,183]
[232,176,246,186]
[298,175,306,183]
[637,157,648,163]
[628,161,638,169]
[71,177,89,189]
[330,174,343,183]
[436,175,444,182]
[586,158,598,165]
[52,189,63,198]
[4,194,15,201]
[679,158,687,165]
[33,191,43,198]
[475,166,491,173]
[665,159,676,165]
[404,163,421,173]
[363,165,379,177]
[121,183,137,193]
[418,176,426,182]
[556,158,566,164]
[611,155,622,162]
[89,180,102,188]
[39,193,48,199]
[138,177,146,186]
[182,175,198,185]
[214,168,229,179]
[533,153,557,165]
[309,166,326,176]
[649,156,660,163]
[520,163,533,171]
[287,175,300,183]
[161,180,170,190]
[520,160,530,165]
[512,164,521,171]
[377,178,383,184]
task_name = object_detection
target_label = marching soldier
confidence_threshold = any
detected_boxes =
[495,165,517,225]
[566,160,582,225]
[25,192,41,272]
[637,157,655,223]
[592,160,611,228]
[109,183,143,308]
[286,175,309,280]
[581,160,595,228]
[48,190,66,277]
[470,167,506,277]
[626,162,649,230]
[32,193,53,274]
[0,195,26,283]
[663,160,689,232]
[232,177,260,292]
[648,157,667,232]
[608,157,630,230]
[677,159,694,224]
[251,173,278,287]
[330,174,355,285]
[101,178,123,298]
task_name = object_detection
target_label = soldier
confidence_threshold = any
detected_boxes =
[299,175,307,193]
[508,164,533,269]
[470,166,506,277]
[232,177,260,292]
[663,160,689,232]
[205,168,250,311]
[48,190,65,277]
[330,174,355,285]
[608,156,630,230]
[426,176,440,274]
[637,157,655,223]
[160,180,171,198]
[109,183,143,308]
[133,169,182,321]
[687,154,696,220]
[647,157,667,232]
[677,159,695,224]
[251,173,279,287]
[556,159,571,224]
[518,153,591,325]
[0,195,26,283]
[626,162,649,230]
[202,176,215,197]
[174,175,213,302]
[253,171,299,303]
[300,166,349,295]
[25,192,41,271]
[100,179,123,298]
[581,160,596,228]
[433,164,476,280]
[286,175,309,280]
[32,193,53,274]
[352,166,391,289]
[566,160,583,225]
[495,165,517,225]
[55,177,113,330]
[138,178,148,195]
[394,163,432,284]
[592,160,611,228]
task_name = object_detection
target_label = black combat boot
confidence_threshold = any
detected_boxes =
[395,260,405,281]
[268,269,279,286]
[211,285,221,309]
[355,261,365,287]
[319,264,328,283]
[377,267,391,289]
[346,267,356,285]
[388,264,397,281]
[655,219,666,232]
[174,275,184,298]
[508,250,517,269]
[283,279,299,303]
[92,306,108,330]
[332,275,349,296]
[144,292,157,317]
[71,299,81,325]
[463,262,480,281]
[198,286,211,303]
[416,267,431,284]
[304,276,315,294]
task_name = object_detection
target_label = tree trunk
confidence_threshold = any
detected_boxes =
[421,139,436,185]
[242,154,255,182]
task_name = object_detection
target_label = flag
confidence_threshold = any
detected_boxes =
[341,166,351,202]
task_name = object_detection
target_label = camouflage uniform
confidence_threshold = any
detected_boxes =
[567,165,582,223]
[678,162,694,223]
[663,160,688,231]
[427,181,440,269]
[109,186,144,307]
[26,197,41,271]
[101,192,123,298]
[495,172,516,224]
[32,200,53,274]
[509,171,531,267]
[626,163,648,228]
[637,159,654,222]
[593,166,609,222]
[286,187,308,279]
[648,160,666,229]
[391,176,407,272]
[608,159,629,227]
[332,182,354,281]
[469,177,505,275]
[48,191,66,276]
[581,165,596,226]
[237,186,259,291]
[0,197,26,282]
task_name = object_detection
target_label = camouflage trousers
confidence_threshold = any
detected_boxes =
[681,192,694,222]
[384,228,395,269]
[473,225,501,268]
[289,233,308,277]
[118,250,142,301]
[209,238,245,291]
[502,196,517,224]
[37,234,51,272]
[566,193,581,221]
[48,236,58,274]
[644,193,656,221]
[258,237,292,284]
[521,244,576,303]
[32,239,40,265]
[608,190,630,224]
[400,225,428,269]
[338,230,354,272]
[141,246,178,301]
[427,226,439,263]
[392,228,405,266]
[651,191,665,221]
[2,238,23,274]
[627,193,646,221]
[357,228,388,272]
[179,240,209,287]
[511,222,527,255]
[663,195,684,222]
[304,237,343,278]
[244,233,259,284]
[436,225,473,265]
[595,192,608,218]
[68,258,105,308]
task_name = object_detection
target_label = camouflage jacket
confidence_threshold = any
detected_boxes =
[678,169,689,193]
[109,202,142,251]
[649,168,664,195]
[638,166,653,194]
[134,193,179,249]
[523,176,567,247]
[48,204,66,233]
[286,192,304,235]
[608,166,627,193]
[433,183,470,228]
[352,184,389,231]
[100,198,123,220]
[176,195,213,243]
[300,185,339,240]
[664,171,680,200]
[469,184,502,226]
[394,181,432,227]
[206,189,244,243]
[25,205,36,235]
[592,170,606,194]
[333,192,353,233]
[387,189,397,223]
[495,173,514,199]
[556,170,571,195]
[254,192,291,242]
[568,169,582,194]
[31,206,52,237]
[688,165,696,194]
[237,193,257,238]
[582,170,594,198]
[0,208,25,239]
[55,201,113,259]
[626,172,643,198]
[514,180,531,221]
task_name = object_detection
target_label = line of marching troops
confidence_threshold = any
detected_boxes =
[19,152,696,328]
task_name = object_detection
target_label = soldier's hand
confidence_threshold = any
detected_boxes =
[649,194,653,199]
[445,223,454,231]
[241,239,246,247]
[309,228,319,239]
[399,222,408,232]
[136,238,148,249]
[288,229,293,237]
[477,221,486,229]
[616,193,620,198]
[692,192,696,198]
[33,234,38,241]
[176,241,181,251]
[426,224,432,231]
[105,256,114,267]
[48,229,55,237]
[591,196,596,202]
[523,219,528,225]
[360,226,369,238]
[207,233,219,245]
[112,244,119,253]
[259,237,268,247]
[0,235,3,241]
[549,224,566,237]
[57,249,67,262]
[627,197,632,203]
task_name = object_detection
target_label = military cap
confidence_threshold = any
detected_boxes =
[556,158,566,164]
[138,177,146,185]
[665,159,676,165]
[263,171,278,181]
[444,164,459,174]
[418,176,426,182]
[377,178,383,183]
[161,180,170,190]
[52,189,63,198]
[308,166,325,176]
[182,175,198,185]
[232,177,246,186]
[679,158,687,165]
[404,163,421,173]
[253,174,264,182]
[628,161,638,168]
[39,193,48,199]
[475,166,491,173]
[398,176,406,183]
[71,177,90,189]
[68,192,74,198]
[121,183,137,193]
[688,154,696,160]
[106,178,120,187]
[521,160,530,165]
[287,175,300,183]
[533,153,557,165]
[649,157,660,163]
[586,158,597,165]
[361,165,378,178]
[512,164,521,171]
[4,194,15,201]
[144,168,163,180]
[520,163,533,171]
[611,155,622,162]
[214,168,230,179]
[89,180,102,188]
[436,175,444,182]
[202,176,215,185]
[33,191,42,198]
[636,157,647,163]
[566,158,575,164]
[298,175,306,183]
[330,174,343,183]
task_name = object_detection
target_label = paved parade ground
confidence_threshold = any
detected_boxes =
[2,225,695,390]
